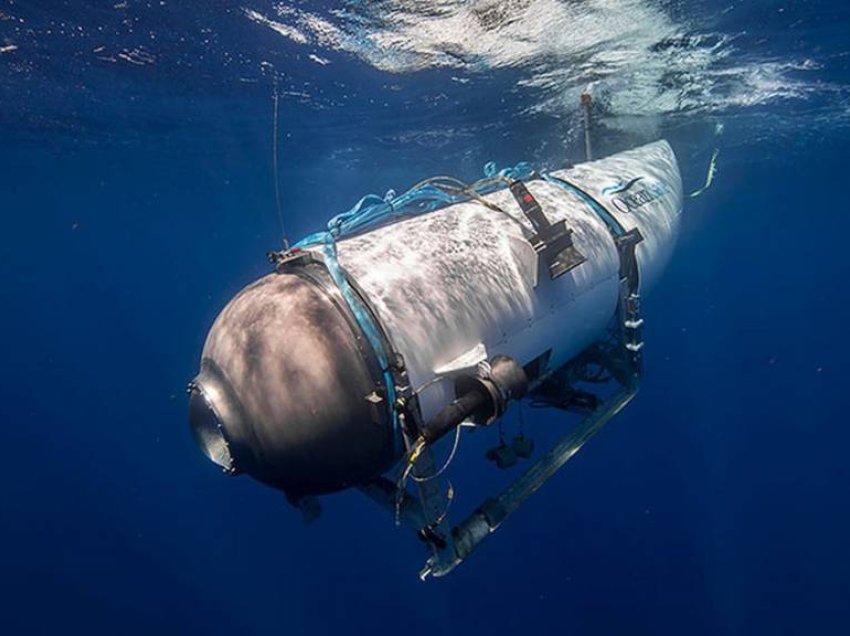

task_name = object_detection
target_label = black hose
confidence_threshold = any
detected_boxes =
[421,387,491,445]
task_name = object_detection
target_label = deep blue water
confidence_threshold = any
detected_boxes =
[2,1,850,634]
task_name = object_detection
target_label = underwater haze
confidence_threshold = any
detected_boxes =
[2,1,850,634]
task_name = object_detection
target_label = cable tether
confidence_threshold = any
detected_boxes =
[688,123,723,199]
[269,67,289,249]
[688,147,720,199]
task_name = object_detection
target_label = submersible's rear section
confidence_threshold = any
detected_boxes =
[189,141,683,514]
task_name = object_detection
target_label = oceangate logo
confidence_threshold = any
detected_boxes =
[603,176,669,213]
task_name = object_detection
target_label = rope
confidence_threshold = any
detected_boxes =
[688,148,720,199]
[688,122,723,199]
[270,74,289,249]
[411,423,463,483]
[295,160,534,248]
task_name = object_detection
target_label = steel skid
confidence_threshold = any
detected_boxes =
[360,270,644,579]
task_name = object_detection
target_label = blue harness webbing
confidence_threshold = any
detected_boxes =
[543,174,625,237]
[295,162,535,457]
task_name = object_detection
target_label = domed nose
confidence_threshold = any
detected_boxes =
[188,269,399,497]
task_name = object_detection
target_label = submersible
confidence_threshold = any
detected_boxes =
[189,140,683,577]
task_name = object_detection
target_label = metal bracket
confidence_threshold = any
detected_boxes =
[268,247,310,268]
[614,228,644,387]
[381,351,459,568]
[509,180,587,279]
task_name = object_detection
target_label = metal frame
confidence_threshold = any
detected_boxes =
[359,267,643,578]
[355,175,649,579]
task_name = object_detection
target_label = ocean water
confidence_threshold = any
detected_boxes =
[2,1,849,634]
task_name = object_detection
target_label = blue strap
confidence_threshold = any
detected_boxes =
[295,161,535,248]
[543,174,625,238]
[293,161,537,458]
[318,236,404,457]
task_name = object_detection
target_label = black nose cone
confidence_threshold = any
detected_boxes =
[189,270,399,497]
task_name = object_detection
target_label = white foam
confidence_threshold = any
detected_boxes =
[243,8,308,45]
[243,1,834,125]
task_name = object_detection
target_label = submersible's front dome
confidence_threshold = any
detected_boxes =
[189,270,397,496]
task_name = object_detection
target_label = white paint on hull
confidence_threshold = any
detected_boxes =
[326,141,682,421]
